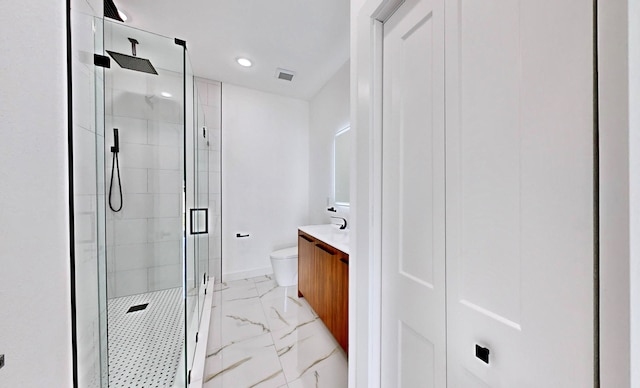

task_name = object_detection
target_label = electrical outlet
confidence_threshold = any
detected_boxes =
[0,354,5,369]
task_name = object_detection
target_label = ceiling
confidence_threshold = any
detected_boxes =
[114,0,350,101]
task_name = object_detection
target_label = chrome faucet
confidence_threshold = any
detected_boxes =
[331,216,348,230]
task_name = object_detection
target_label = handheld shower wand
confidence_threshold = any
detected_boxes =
[111,127,120,153]
[109,128,123,212]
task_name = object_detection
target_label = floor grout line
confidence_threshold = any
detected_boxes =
[256,276,291,387]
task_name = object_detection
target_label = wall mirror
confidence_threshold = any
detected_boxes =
[334,126,351,206]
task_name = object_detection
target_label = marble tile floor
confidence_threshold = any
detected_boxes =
[204,275,348,388]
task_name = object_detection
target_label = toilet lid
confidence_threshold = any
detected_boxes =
[271,246,298,260]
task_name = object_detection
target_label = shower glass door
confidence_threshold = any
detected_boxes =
[198,110,209,316]
[184,52,210,379]
[184,48,198,380]
[195,79,209,324]
[101,19,189,388]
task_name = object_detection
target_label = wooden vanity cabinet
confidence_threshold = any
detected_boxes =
[298,230,349,354]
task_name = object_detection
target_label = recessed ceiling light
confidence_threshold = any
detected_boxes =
[118,10,128,22]
[236,57,253,67]
[161,92,172,98]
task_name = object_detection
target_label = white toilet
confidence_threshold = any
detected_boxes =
[270,246,298,287]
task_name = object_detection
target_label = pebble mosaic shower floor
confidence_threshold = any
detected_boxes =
[107,287,184,388]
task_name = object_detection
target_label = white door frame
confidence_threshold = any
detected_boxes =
[351,0,403,386]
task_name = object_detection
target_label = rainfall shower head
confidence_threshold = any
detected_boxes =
[104,0,124,22]
[107,38,158,75]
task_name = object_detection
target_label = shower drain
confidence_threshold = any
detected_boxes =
[126,303,149,313]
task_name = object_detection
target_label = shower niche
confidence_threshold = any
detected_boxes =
[88,17,215,388]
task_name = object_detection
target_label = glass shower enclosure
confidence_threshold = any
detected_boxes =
[92,17,210,387]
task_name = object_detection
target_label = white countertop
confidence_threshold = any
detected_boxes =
[299,224,350,255]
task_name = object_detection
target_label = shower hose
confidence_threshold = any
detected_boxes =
[109,128,123,212]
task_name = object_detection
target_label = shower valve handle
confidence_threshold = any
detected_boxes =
[128,38,139,56]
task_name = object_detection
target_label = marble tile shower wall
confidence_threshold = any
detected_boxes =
[105,69,184,298]
[195,77,222,283]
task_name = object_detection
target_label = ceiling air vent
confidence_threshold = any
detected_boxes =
[275,68,296,82]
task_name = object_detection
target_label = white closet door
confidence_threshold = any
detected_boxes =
[381,0,446,386]
[444,0,594,386]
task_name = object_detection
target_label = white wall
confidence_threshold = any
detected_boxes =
[309,61,351,225]
[222,84,309,280]
[629,0,640,386]
[0,1,73,387]
[598,0,631,386]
